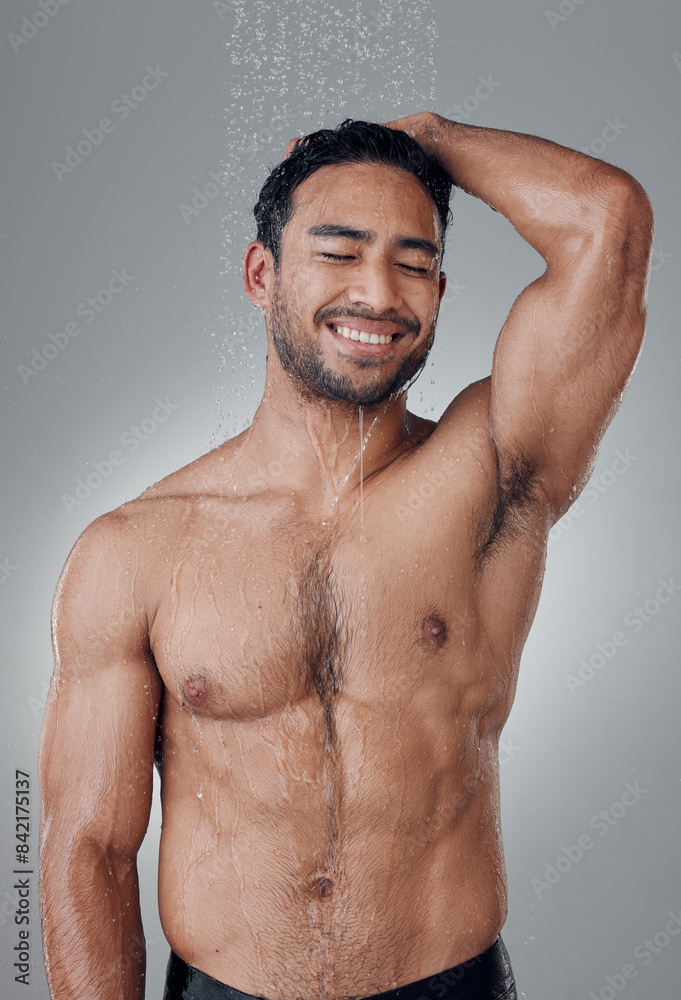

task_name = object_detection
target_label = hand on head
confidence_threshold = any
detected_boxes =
[280,112,444,164]
[380,112,443,145]
[282,136,303,161]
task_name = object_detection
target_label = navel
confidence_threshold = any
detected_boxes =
[420,613,448,650]
[309,876,335,900]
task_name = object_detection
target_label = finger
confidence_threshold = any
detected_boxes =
[282,137,302,160]
[382,118,417,136]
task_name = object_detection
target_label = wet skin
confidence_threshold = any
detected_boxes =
[147,397,535,999]
[39,125,652,1000]
[177,166,532,997]
[149,164,528,995]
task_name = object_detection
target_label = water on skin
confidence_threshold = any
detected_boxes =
[172,0,445,989]
[167,389,397,985]
[358,404,366,640]
[213,0,439,446]
[162,343,447,989]
[230,401,432,986]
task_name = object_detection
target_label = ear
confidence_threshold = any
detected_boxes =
[243,241,276,310]
[438,270,447,304]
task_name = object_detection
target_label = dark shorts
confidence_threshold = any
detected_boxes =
[162,935,517,1000]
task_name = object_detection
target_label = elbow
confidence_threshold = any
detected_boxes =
[598,169,654,247]
[40,820,141,869]
[569,169,655,276]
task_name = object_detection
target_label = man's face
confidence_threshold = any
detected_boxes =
[267,161,447,407]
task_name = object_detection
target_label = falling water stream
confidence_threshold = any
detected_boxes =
[212,0,439,447]
[200,0,442,987]
[358,404,364,537]
[358,404,366,639]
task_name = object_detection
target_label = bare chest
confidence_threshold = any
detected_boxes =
[147,501,481,724]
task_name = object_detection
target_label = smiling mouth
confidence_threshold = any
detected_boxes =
[328,323,401,345]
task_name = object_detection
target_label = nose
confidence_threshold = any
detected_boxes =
[345,260,403,315]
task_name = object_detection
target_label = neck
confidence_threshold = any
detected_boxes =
[243,359,417,506]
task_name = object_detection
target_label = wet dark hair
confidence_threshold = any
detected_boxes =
[253,118,454,268]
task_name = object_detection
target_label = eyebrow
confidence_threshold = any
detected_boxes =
[306,223,440,259]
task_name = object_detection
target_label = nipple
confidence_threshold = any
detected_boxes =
[182,674,211,705]
[420,613,447,650]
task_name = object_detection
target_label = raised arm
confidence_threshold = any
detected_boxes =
[387,112,654,518]
[39,512,162,1000]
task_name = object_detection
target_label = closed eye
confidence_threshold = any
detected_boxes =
[317,252,430,276]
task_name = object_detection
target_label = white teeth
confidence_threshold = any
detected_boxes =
[334,325,394,345]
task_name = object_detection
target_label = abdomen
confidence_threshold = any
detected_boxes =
[157,682,508,998]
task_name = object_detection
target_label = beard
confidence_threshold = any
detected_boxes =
[269,279,436,408]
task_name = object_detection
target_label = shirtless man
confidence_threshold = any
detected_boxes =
[39,113,653,1000]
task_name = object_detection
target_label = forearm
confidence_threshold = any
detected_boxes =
[40,843,146,1000]
[413,116,648,260]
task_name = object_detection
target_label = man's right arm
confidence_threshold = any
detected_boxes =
[38,511,163,1000]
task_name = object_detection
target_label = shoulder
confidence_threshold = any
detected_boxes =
[429,375,549,506]
[408,376,497,470]
[407,377,549,563]
[130,430,248,503]
[56,435,249,606]
[50,507,156,684]
[392,379,498,528]
[53,507,148,634]
[53,468,204,635]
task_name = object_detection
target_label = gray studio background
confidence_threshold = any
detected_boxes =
[1,0,679,997]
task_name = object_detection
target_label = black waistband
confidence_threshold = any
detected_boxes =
[163,936,517,1000]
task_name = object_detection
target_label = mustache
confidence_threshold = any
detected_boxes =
[315,306,421,337]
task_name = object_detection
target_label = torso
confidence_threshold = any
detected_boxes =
[128,379,548,998]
